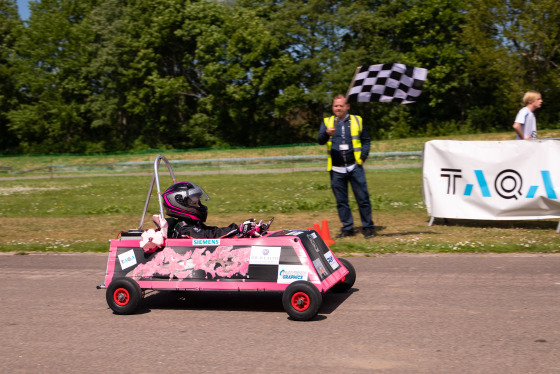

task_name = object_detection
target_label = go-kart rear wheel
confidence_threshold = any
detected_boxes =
[106,277,142,315]
[330,258,356,293]
[282,281,322,321]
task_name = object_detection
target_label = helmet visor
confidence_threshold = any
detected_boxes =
[187,195,200,206]
[186,186,210,202]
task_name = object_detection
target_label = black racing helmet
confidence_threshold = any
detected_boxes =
[162,182,210,222]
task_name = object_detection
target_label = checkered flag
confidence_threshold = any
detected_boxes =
[346,63,428,104]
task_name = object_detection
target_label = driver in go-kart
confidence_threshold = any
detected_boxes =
[162,181,267,239]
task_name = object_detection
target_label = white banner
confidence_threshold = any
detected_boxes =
[422,139,560,220]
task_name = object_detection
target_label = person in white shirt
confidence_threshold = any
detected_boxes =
[513,91,543,139]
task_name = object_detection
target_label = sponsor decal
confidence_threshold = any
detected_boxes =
[118,249,137,270]
[307,233,320,252]
[324,250,339,270]
[250,246,281,265]
[193,239,220,245]
[277,265,308,284]
[313,258,328,280]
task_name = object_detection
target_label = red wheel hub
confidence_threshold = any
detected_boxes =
[291,291,310,311]
[113,288,130,306]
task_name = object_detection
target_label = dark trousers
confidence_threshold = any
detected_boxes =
[330,165,374,232]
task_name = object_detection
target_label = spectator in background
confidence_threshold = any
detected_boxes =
[513,91,543,139]
[317,94,376,239]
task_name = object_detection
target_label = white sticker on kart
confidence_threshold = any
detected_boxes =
[250,246,281,265]
[324,250,339,270]
[118,249,137,270]
[277,265,308,284]
[313,258,328,280]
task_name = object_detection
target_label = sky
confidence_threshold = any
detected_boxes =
[16,0,31,20]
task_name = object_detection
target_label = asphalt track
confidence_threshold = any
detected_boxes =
[1,253,559,374]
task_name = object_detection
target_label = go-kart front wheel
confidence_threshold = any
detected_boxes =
[106,277,143,315]
[282,281,322,321]
[330,258,356,293]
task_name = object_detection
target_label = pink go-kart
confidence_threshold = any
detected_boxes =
[97,155,356,321]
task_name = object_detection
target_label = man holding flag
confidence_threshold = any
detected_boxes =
[318,94,376,239]
[318,63,428,239]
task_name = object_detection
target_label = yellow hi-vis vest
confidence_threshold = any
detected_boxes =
[324,115,363,171]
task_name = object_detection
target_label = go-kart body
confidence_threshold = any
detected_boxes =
[104,230,347,293]
[98,155,355,320]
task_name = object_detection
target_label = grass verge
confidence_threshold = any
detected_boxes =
[1,168,559,254]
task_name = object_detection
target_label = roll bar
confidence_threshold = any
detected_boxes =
[138,155,177,230]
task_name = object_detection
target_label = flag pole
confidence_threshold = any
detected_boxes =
[345,66,362,101]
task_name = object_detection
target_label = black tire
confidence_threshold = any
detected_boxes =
[106,277,143,315]
[282,281,322,321]
[330,258,356,293]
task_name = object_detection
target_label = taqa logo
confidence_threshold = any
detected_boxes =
[440,168,558,200]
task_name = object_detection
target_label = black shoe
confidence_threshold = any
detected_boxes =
[363,227,375,239]
[336,230,355,238]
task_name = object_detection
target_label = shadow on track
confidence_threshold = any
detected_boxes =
[130,287,357,320]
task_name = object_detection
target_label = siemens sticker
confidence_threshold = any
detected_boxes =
[277,265,308,284]
[192,239,220,245]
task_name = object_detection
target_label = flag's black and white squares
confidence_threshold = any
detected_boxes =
[347,63,428,104]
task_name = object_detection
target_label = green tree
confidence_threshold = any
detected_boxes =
[8,0,97,153]
[234,0,352,143]
[5,0,559,154]
[336,0,470,138]
[79,0,132,152]
[463,0,560,131]
[121,0,230,149]
[0,0,22,153]
[83,0,264,149]
[198,2,305,145]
